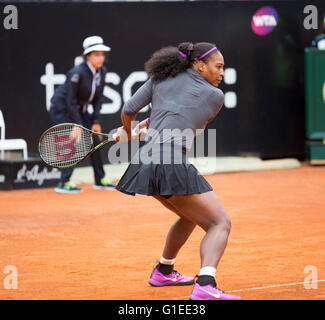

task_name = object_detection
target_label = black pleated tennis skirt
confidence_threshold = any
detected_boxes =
[116,143,213,198]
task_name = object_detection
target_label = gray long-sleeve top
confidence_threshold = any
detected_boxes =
[123,68,225,151]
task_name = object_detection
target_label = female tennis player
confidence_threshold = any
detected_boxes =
[115,42,241,300]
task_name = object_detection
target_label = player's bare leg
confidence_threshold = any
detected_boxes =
[166,191,241,299]
[167,191,231,268]
[147,195,197,287]
[153,195,196,259]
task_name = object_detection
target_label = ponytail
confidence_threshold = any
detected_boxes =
[145,42,218,82]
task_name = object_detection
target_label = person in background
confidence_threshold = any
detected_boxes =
[49,36,116,194]
[311,15,325,50]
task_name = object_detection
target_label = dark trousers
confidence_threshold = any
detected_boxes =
[49,106,105,185]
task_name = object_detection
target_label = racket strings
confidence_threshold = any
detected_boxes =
[40,125,93,168]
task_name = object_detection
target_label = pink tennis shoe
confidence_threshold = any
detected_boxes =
[148,264,195,287]
[148,261,242,300]
[190,282,242,300]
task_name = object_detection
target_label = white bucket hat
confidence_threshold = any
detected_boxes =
[83,36,111,55]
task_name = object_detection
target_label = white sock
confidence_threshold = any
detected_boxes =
[160,256,175,265]
[199,266,216,278]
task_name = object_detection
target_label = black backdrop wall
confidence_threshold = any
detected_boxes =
[1,1,324,161]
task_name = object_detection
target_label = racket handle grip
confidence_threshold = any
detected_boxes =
[112,129,137,141]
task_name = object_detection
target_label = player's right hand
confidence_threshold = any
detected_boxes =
[133,120,148,140]
[114,126,147,143]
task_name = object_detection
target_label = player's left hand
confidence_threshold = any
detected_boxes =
[115,126,129,143]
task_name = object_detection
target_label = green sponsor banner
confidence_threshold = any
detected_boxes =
[305,142,325,164]
[305,49,325,140]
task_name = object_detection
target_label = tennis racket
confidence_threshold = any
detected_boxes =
[39,123,145,169]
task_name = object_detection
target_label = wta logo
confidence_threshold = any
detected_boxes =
[251,7,278,36]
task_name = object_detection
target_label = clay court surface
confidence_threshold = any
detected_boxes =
[0,163,324,300]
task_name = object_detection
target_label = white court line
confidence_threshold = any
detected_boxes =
[172,280,325,300]
[227,280,325,293]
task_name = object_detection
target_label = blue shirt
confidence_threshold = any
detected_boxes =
[311,34,325,50]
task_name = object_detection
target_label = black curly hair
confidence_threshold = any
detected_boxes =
[144,42,219,82]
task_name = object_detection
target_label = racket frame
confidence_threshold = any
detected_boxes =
[38,123,116,169]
